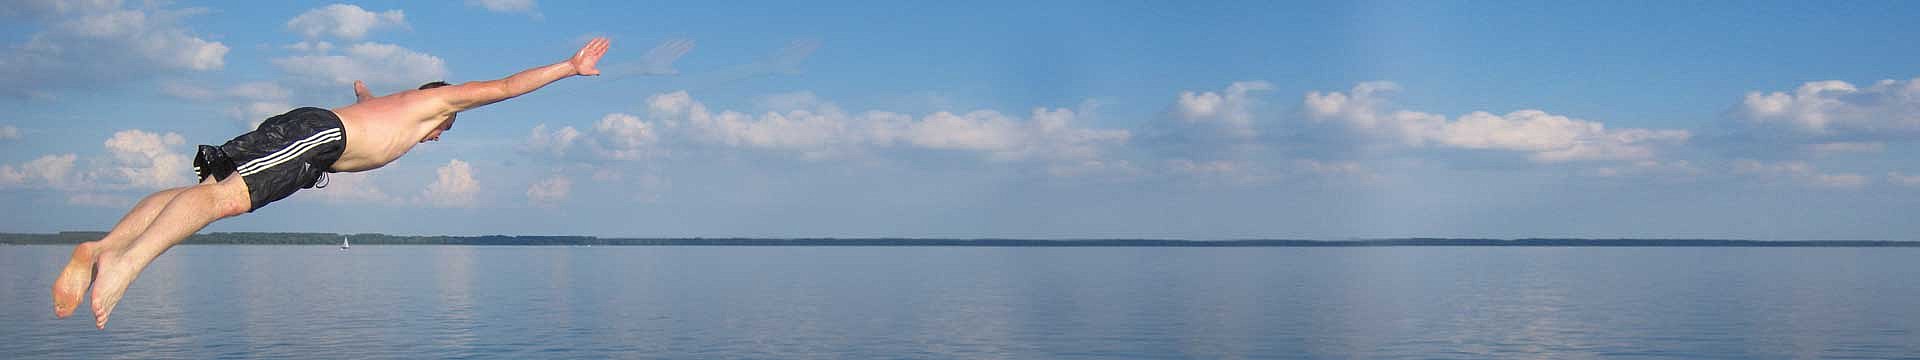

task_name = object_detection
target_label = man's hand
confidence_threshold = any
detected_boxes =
[353,80,375,103]
[571,37,610,76]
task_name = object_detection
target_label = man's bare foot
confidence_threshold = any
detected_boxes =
[88,249,141,330]
[51,241,100,319]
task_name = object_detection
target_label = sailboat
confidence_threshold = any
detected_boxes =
[340,236,350,251]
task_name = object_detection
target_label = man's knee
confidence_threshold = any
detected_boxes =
[188,181,252,218]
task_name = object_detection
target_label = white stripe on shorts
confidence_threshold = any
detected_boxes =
[236,128,342,177]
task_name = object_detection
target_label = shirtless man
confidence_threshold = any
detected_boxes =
[51,38,611,329]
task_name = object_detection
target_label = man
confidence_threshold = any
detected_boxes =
[51,38,612,329]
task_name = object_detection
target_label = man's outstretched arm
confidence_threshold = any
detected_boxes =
[434,37,610,112]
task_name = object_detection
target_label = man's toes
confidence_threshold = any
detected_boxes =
[93,306,110,329]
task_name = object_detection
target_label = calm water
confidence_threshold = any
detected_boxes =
[3,246,1919,359]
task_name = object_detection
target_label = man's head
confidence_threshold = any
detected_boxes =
[420,81,454,143]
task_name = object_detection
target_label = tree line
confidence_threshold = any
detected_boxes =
[2,232,1916,247]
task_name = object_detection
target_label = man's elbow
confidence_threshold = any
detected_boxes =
[491,81,523,102]
[450,80,514,109]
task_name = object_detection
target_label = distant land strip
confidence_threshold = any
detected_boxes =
[2,232,1916,247]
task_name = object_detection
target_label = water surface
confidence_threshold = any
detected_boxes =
[3,246,1918,359]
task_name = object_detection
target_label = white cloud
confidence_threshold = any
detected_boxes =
[0,125,19,140]
[1305,81,1430,142]
[1735,78,1920,140]
[1446,110,1691,162]
[163,81,292,130]
[1,2,226,95]
[1145,82,1280,169]
[1307,82,1690,163]
[467,0,543,20]
[102,130,191,189]
[1169,159,1248,176]
[904,111,1025,152]
[1586,160,1704,179]
[909,108,1131,161]
[525,91,1129,174]
[419,159,480,208]
[272,42,448,88]
[1174,81,1273,138]
[50,8,227,71]
[643,91,1129,163]
[1,0,121,18]
[1733,159,1868,189]
[1812,173,1870,189]
[1806,141,1886,155]
[650,91,850,154]
[1295,159,1373,180]
[591,113,662,160]
[468,0,539,13]
[527,176,571,206]
[1046,160,1142,178]
[285,41,335,53]
[0,154,78,189]
[4,130,190,191]
[1891,172,1920,188]
[286,4,406,40]
[523,124,583,157]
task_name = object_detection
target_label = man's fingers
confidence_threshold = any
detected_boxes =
[586,38,605,55]
[353,80,373,101]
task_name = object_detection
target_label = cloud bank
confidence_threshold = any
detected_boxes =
[1306,82,1691,163]
[286,4,407,40]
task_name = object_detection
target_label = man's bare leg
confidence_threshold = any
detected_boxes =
[89,176,250,329]
[51,183,198,318]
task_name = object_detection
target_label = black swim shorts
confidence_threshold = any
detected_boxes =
[193,107,345,212]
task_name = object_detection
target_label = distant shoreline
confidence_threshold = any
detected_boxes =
[3,232,1915,247]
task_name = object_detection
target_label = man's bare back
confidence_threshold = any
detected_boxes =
[330,91,456,172]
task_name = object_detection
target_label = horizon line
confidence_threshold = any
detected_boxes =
[3,232,1916,247]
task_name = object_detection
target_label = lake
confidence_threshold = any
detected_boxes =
[4,246,1919,359]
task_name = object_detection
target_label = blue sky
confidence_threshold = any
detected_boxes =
[3,1,1918,240]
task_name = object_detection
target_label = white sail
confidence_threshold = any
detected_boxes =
[341,236,350,250]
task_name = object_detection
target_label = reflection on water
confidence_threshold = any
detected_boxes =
[4,246,1920,359]
[433,246,476,356]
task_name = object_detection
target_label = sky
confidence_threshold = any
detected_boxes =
[2,1,1918,240]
